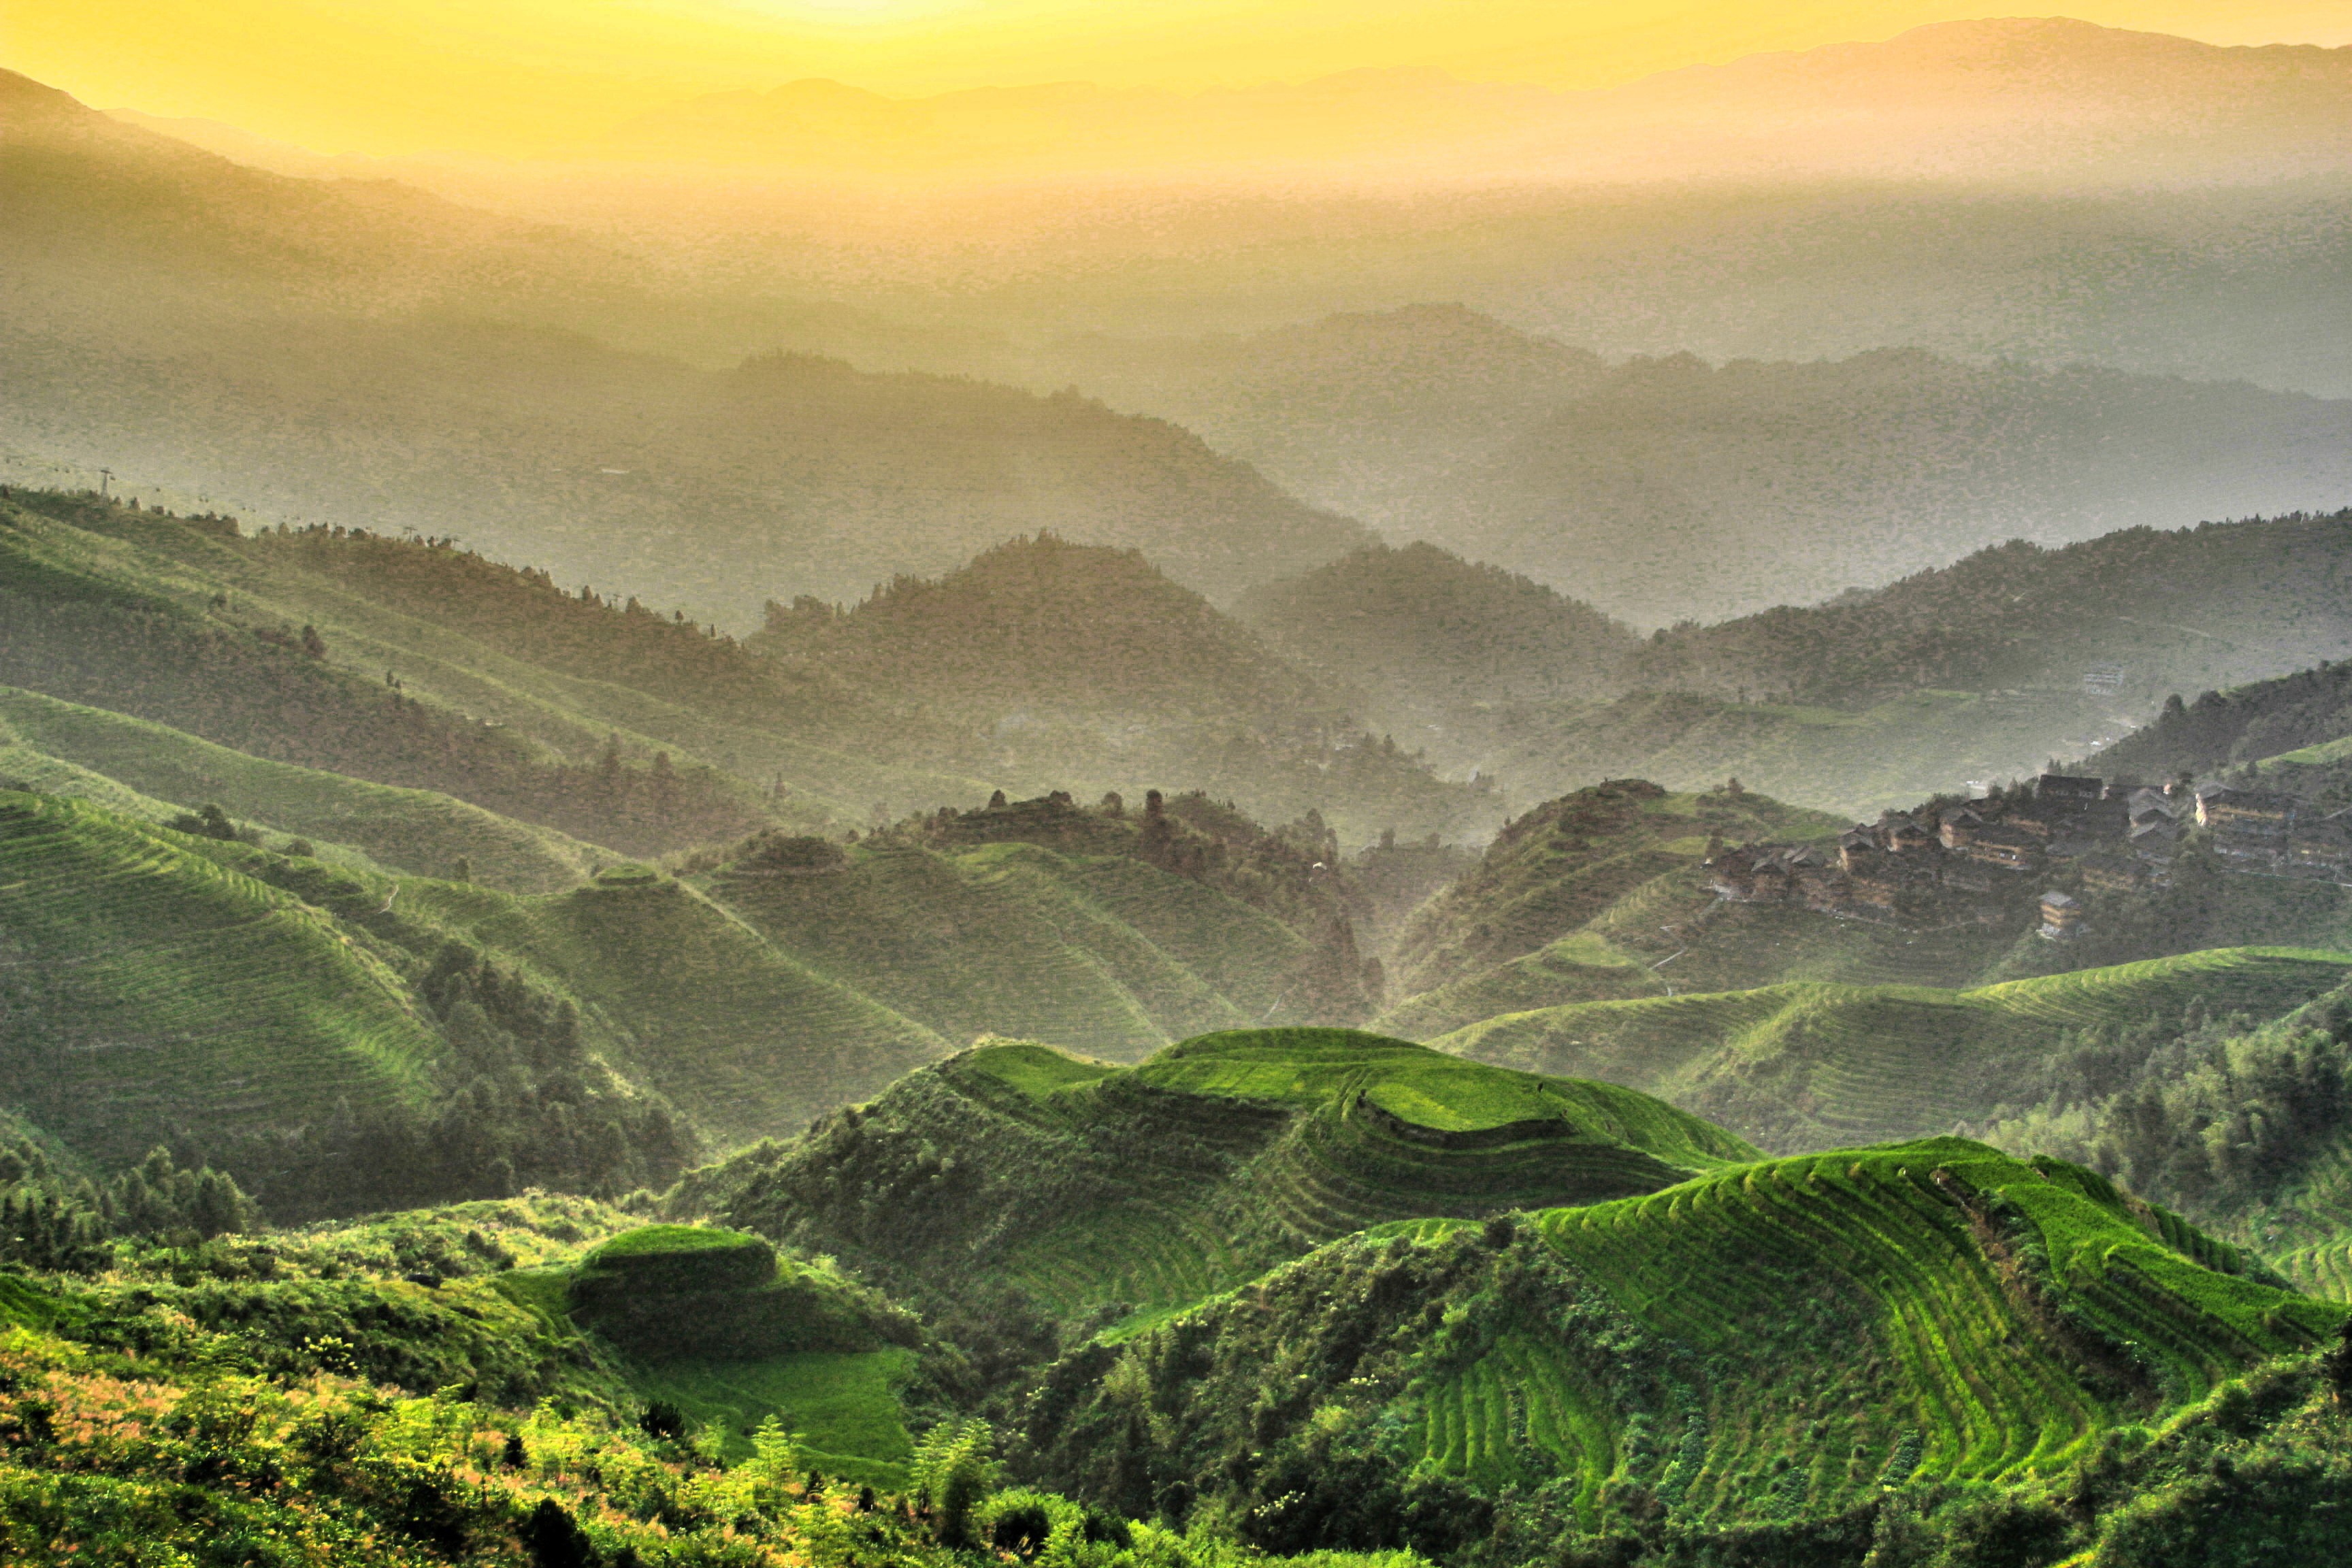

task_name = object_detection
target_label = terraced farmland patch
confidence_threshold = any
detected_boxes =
[0,791,444,1168]
[404,873,944,1145]
[707,1030,1754,1331]
[1437,948,2352,1152]
[1014,1134,2339,1547]
[705,838,1305,1060]
[1533,1140,2340,1520]
[0,686,605,892]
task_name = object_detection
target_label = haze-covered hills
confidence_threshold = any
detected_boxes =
[1046,316,2352,627]
[745,534,1499,841]
[1232,542,1637,745]
[1435,512,2352,819]
[2091,657,2352,795]
[0,489,1489,845]
[388,21,2352,189]
[1,71,1371,620]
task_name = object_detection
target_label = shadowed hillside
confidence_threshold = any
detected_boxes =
[1386,779,1846,1000]
[1234,541,1637,748]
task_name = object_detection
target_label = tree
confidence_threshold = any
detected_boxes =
[169,802,240,842]
[911,1418,1000,1546]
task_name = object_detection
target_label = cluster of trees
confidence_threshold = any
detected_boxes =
[0,1139,255,1271]
[1999,996,2352,1225]
[214,939,694,1222]
[2095,656,2352,785]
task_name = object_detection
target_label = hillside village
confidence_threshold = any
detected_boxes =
[1705,770,2352,938]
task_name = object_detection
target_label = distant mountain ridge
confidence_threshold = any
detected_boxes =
[590,20,2352,184]
[1045,315,2352,629]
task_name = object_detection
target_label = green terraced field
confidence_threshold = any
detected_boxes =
[1435,947,2352,1153]
[710,1030,1758,1331]
[402,872,946,1145]
[0,686,606,892]
[0,791,444,1166]
[631,1348,919,1483]
[2278,1239,2352,1300]
[1025,1134,2341,1546]
[1378,877,2021,1041]
[1518,1141,2340,1525]
[703,838,1308,1060]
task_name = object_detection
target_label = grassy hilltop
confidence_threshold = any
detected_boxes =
[0,684,608,891]
[693,1029,1757,1328]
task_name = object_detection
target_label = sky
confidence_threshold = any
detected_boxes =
[6,1,2351,156]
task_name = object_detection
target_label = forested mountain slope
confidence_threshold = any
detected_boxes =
[1460,512,2352,817]
[746,535,1498,841]
[0,489,1486,847]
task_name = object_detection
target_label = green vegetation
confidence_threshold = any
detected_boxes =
[693,1029,1756,1336]
[1438,947,2352,1154]
[397,867,946,1148]
[0,781,956,1217]
[0,790,446,1172]
[2093,652,2352,785]
[0,684,606,892]
[1010,1139,2343,1557]
[1232,540,1637,734]
[1972,981,2352,1269]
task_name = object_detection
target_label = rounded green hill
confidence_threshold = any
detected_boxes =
[706,1026,1761,1331]
[572,1224,776,1302]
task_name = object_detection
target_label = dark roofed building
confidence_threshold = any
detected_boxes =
[1963,826,2040,870]
[2038,774,2105,805]
[2079,853,2150,894]
[2038,890,2084,939]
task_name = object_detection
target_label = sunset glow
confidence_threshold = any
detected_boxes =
[8,0,2349,156]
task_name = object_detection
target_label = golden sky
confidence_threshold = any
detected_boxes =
[7,1,2350,155]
